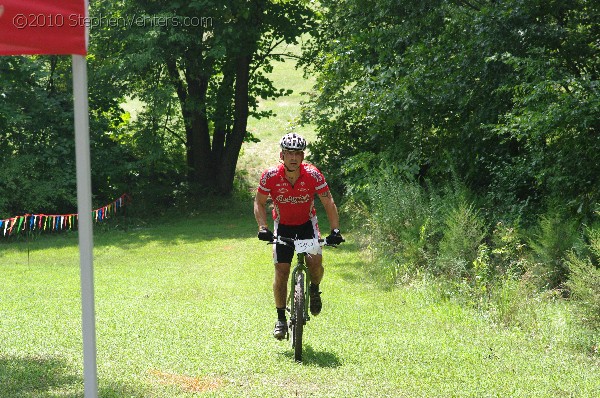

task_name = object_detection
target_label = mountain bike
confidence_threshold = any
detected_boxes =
[273,236,334,362]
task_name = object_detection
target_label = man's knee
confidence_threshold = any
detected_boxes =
[274,263,291,280]
[306,255,323,268]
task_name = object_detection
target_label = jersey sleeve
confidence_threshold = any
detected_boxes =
[257,167,278,195]
[305,165,329,194]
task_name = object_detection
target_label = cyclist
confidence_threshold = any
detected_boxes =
[254,133,344,340]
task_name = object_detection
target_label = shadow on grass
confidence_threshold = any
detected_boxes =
[327,240,400,291]
[0,355,149,398]
[283,345,342,368]
[0,355,79,397]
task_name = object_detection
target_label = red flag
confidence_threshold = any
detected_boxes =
[0,0,87,55]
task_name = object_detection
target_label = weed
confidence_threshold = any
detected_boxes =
[529,207,582,290]
[566,225,600,330]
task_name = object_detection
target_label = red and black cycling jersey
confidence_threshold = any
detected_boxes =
[257,163,329,226]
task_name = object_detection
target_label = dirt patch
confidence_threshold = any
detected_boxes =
[149,369,226,393]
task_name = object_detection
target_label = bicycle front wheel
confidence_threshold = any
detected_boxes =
[293,271,305,362]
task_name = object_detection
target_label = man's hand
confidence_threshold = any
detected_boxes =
[258,226,274,242]
[326,228,345,245]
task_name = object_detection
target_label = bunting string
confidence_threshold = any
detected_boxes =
[0,193,131,238]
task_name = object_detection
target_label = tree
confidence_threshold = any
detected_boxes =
[95,0,316,195]
[301,0,599,219]
[0,55,125,216]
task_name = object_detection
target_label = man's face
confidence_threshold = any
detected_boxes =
[281,150,304,171]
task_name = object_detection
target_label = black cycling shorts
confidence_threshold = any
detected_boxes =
[273,218,321,264]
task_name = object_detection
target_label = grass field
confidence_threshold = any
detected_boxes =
[1,42,599,397]
[2,212,600,397]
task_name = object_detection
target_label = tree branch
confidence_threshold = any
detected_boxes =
[453,0,481,12]
[165,58,187,106]
[251,38,287,75]
[162,124,186,146]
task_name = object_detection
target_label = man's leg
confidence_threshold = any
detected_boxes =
[274,262,291,308]
[273,262,290,339]
[306,254,324,285]
[306,254,324,315]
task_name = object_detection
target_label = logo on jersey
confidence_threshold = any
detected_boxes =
[275,194,311,204]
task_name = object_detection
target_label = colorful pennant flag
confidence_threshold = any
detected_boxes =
[0,193,130,237]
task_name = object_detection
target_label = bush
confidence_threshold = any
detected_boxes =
[435,200,487,279]
[361,172,439,284]
[565,225,600,330]
[529,207,581,290]
[490,221,529,279]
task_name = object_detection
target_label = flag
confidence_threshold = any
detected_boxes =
[0,0,87,55]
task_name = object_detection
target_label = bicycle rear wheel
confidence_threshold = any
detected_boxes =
[292,271,305,362]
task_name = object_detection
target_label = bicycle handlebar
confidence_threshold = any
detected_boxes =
[269,236,338,252]
[275,236,324,244]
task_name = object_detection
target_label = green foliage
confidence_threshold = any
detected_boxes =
[302,0,599,220]
[0,56,126,216]
[1,1,319,215]
[490,221,529,279]
[436,200,487,279]
[358,171,489,284]
[92,0,318,195]
[360,172,437,284]
[0,57,74,216]
[566,225,600,329]
[453,220,540,329]
[529,206,582,290]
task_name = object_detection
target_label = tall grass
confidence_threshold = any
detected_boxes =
[351,171,600,357]
[566,224,600,331]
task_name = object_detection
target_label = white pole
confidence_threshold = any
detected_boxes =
[72,54,98,398]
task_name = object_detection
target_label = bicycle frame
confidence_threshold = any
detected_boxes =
[271,236,330,361]
[288,251,311,326]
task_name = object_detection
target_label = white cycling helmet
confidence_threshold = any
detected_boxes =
[279,133,307,151]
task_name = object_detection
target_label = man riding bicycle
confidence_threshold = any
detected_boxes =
[254,133,344,340]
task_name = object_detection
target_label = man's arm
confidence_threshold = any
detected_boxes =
[318,190,340,231]
[254,191,270,230]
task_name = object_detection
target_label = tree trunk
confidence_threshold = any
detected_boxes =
[212,59,236,167]
[166,53,216,192]
[185,56,213,191]
[216,53,252,195]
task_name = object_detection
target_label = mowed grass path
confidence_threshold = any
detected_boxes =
[1,209,599,397]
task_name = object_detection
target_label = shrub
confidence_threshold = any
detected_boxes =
[565,225,600,330]
[529,207,581,290]
[362,172,439,284]
[490,221,528,279]
[435,200,487,279]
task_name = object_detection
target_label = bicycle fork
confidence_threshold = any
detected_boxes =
[287,253,311,335]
